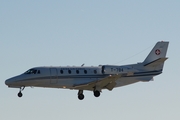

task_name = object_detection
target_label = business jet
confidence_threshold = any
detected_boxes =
[5,41,169,100]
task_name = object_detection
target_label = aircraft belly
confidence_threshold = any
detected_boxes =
[57,78,98,88]
[22,79,50,87]
[115,78,139,87]
[20,76,100,89]
[115,76,153,87]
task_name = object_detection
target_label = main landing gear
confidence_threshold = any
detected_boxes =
[18,86,25,98]
[94,90,100,97]
[78,90,84,100]
[77,90,101,100]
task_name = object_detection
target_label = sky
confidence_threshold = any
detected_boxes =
[1,0,180,120]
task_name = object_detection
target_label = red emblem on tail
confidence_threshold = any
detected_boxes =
[155,49,161,55]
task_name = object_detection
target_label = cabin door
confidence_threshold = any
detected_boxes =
[50,68,58,84]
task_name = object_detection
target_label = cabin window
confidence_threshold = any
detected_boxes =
[60,70,63,74]
[37,70,40,74]
[84,70,87,74]
[94,70,97,74]
[68,70,71,74]
[76,70,79,74]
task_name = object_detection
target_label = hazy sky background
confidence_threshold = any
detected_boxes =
[1,0,180,120]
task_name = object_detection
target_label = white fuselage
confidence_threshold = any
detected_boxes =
[5,64,160,90]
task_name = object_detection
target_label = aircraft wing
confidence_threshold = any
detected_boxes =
[71,74,124,91]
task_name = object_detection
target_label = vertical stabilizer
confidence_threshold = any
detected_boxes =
[143,41,169,65]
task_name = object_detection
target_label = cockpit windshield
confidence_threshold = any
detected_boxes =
[24,69,40,74]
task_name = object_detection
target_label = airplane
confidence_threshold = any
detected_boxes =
[5,41,169,100]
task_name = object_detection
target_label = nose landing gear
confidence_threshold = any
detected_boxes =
[18,92,22,97]
[17,86,25,98]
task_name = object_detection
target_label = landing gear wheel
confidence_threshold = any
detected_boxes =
[94,91,100,97]
[78,90,84,100]
[18,92,23,97]
[17,86,25,98]
[78,94,84,100]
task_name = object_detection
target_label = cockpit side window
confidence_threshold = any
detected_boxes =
[33,70,37,74]
[24,69,39,74]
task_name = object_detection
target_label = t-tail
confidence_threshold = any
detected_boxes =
[143,41,169,71]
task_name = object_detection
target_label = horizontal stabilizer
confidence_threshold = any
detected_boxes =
[144,58,168,67]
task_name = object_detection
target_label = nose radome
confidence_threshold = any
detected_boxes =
[5,75,23,87]
[5,79,10,85]
[5,77,17,86]
[5,78,13,86]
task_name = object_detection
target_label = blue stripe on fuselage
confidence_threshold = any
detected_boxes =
[18,70,162,82]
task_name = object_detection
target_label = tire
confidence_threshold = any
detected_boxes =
[78,94,84,100]
[94,91,100,97]
[18,92,23,97]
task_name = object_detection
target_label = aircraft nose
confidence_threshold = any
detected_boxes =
[5,78,12,86]
[5,76,18,86]
[5,75,23,87]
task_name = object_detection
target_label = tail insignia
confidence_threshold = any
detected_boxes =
[155,49,161,55]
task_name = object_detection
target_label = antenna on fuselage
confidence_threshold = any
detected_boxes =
[81,64,85,67]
